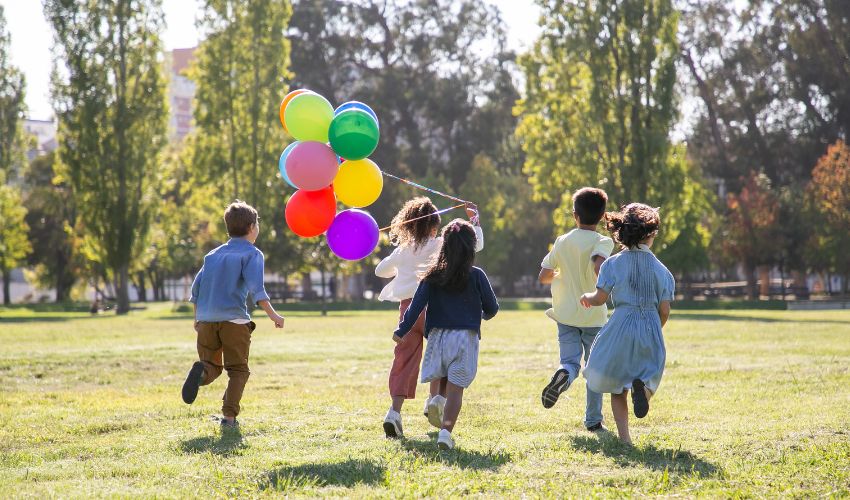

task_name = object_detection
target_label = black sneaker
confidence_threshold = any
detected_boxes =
[586,422,608,433]
[541,368,571,409]
[631,379,649,418]
[181,361,205,404]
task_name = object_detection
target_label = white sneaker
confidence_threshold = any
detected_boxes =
[426,395,446,429]
[437,429,454,450]
[383,409,403,439]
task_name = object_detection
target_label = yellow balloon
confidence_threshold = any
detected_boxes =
[334,159,383,207]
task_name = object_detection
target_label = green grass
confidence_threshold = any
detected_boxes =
[1,304,848,498]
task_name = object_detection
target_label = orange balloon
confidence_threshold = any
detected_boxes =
[279,89,309,132]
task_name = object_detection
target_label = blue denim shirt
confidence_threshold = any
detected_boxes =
[190,238,271,322]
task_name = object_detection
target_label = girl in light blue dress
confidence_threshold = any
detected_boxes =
[580,203,674,444]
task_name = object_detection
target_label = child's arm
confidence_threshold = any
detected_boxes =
[393,281,429,342]
[580,288,609,308]
[258,300,285,329]
[538,268,556,284]
[466,203,485,252]
[478,270,499,320]
[658,300,671,327]
[244,251,282,328]
[375,248,400,278]
[592,255,605,276]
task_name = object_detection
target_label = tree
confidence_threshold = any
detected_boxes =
[23,152,79,302]
[0,186,31,304]
[46,0,169,314]
[0,5,30,304]
[807,140,850,293]
[188,0,298,282]
[289,0,518,224]
[722,172,780,299]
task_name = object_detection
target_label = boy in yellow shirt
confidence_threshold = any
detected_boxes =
[538,188,614,432]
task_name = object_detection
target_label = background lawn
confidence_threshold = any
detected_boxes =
[0,304,848,498]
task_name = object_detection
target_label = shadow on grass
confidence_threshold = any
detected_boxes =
[258,459,385,491]
[0,316,86,323]
[400,433,512,470]
[671,312,850,324]
[570,435,719,477]
[180,428,247,457]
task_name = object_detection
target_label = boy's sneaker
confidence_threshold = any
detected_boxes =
[631,379,649,418]
[426,395,446,429]
[181,361,205,404]
[437,429,454,450]
[220,418,239,429]
[383,409,403,439]
[541,368,570,409]
[586,422,609,433]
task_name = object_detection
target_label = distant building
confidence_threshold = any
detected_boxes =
[167,47,196,141]
[23,118,57,160]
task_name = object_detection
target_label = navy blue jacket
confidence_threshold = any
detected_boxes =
[395,266,499,338]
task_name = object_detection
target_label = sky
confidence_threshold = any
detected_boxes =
[1,0,541,121]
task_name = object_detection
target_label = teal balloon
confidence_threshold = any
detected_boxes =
[278,141,299,189]
[328,109,380,161]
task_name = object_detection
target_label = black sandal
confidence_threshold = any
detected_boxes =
[541,368,571,409]
[631,379,649,418]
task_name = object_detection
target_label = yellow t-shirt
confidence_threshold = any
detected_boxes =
[541,229,614,327]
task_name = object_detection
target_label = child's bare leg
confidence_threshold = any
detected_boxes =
[391,396,405,413]
[429,379,441,398]
[442,381,464,432]
[432,377,447,397]
[611,391,632,444]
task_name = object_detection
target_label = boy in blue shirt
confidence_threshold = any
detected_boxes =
[181,201,285,428]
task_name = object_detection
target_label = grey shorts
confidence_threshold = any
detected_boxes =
[420,328,480,388]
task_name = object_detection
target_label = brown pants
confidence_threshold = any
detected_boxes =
[388,298,426,399]
[195,321,255,418]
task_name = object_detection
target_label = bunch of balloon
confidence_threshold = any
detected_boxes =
[277,90,383,261]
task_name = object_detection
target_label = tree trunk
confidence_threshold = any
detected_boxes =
[116,265,130,314]
[320,268,327,316]
[745,263,758,300]
[2,268,10,305]
[758,266,771,299]
[301,273,313,300]
[132,271,147,302]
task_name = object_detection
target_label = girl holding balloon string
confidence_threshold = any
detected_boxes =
[375,197,483,439]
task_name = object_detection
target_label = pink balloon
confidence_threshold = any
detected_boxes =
[285,141,339,191]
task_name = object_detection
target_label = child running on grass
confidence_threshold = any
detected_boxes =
[376,197,483,438]
[538,187,614,433]
[393,219,498,450]
[580,203,674,444]
[181,201,285,428]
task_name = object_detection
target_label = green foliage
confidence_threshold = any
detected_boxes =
[0,185,31,283]
[22,152,79,302]
[188,0,299,277]
[0,4,27,184]
[46,0,169,313]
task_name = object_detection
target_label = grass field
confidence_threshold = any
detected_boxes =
[1,304,848,498]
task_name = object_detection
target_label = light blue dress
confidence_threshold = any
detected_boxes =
[584,244,675,395]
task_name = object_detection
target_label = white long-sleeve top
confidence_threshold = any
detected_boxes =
[375,225,484,302]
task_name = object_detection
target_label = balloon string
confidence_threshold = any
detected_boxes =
[381,171,470,204]
[380,204,466,232]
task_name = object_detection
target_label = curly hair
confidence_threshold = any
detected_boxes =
[388,197,441,249]
[605,203,661,248]
[421,219,477,293]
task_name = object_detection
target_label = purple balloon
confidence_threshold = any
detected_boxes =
[326,209,380,261]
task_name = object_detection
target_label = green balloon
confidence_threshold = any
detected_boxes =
[284,92,334,142]
[328,109,380,161]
